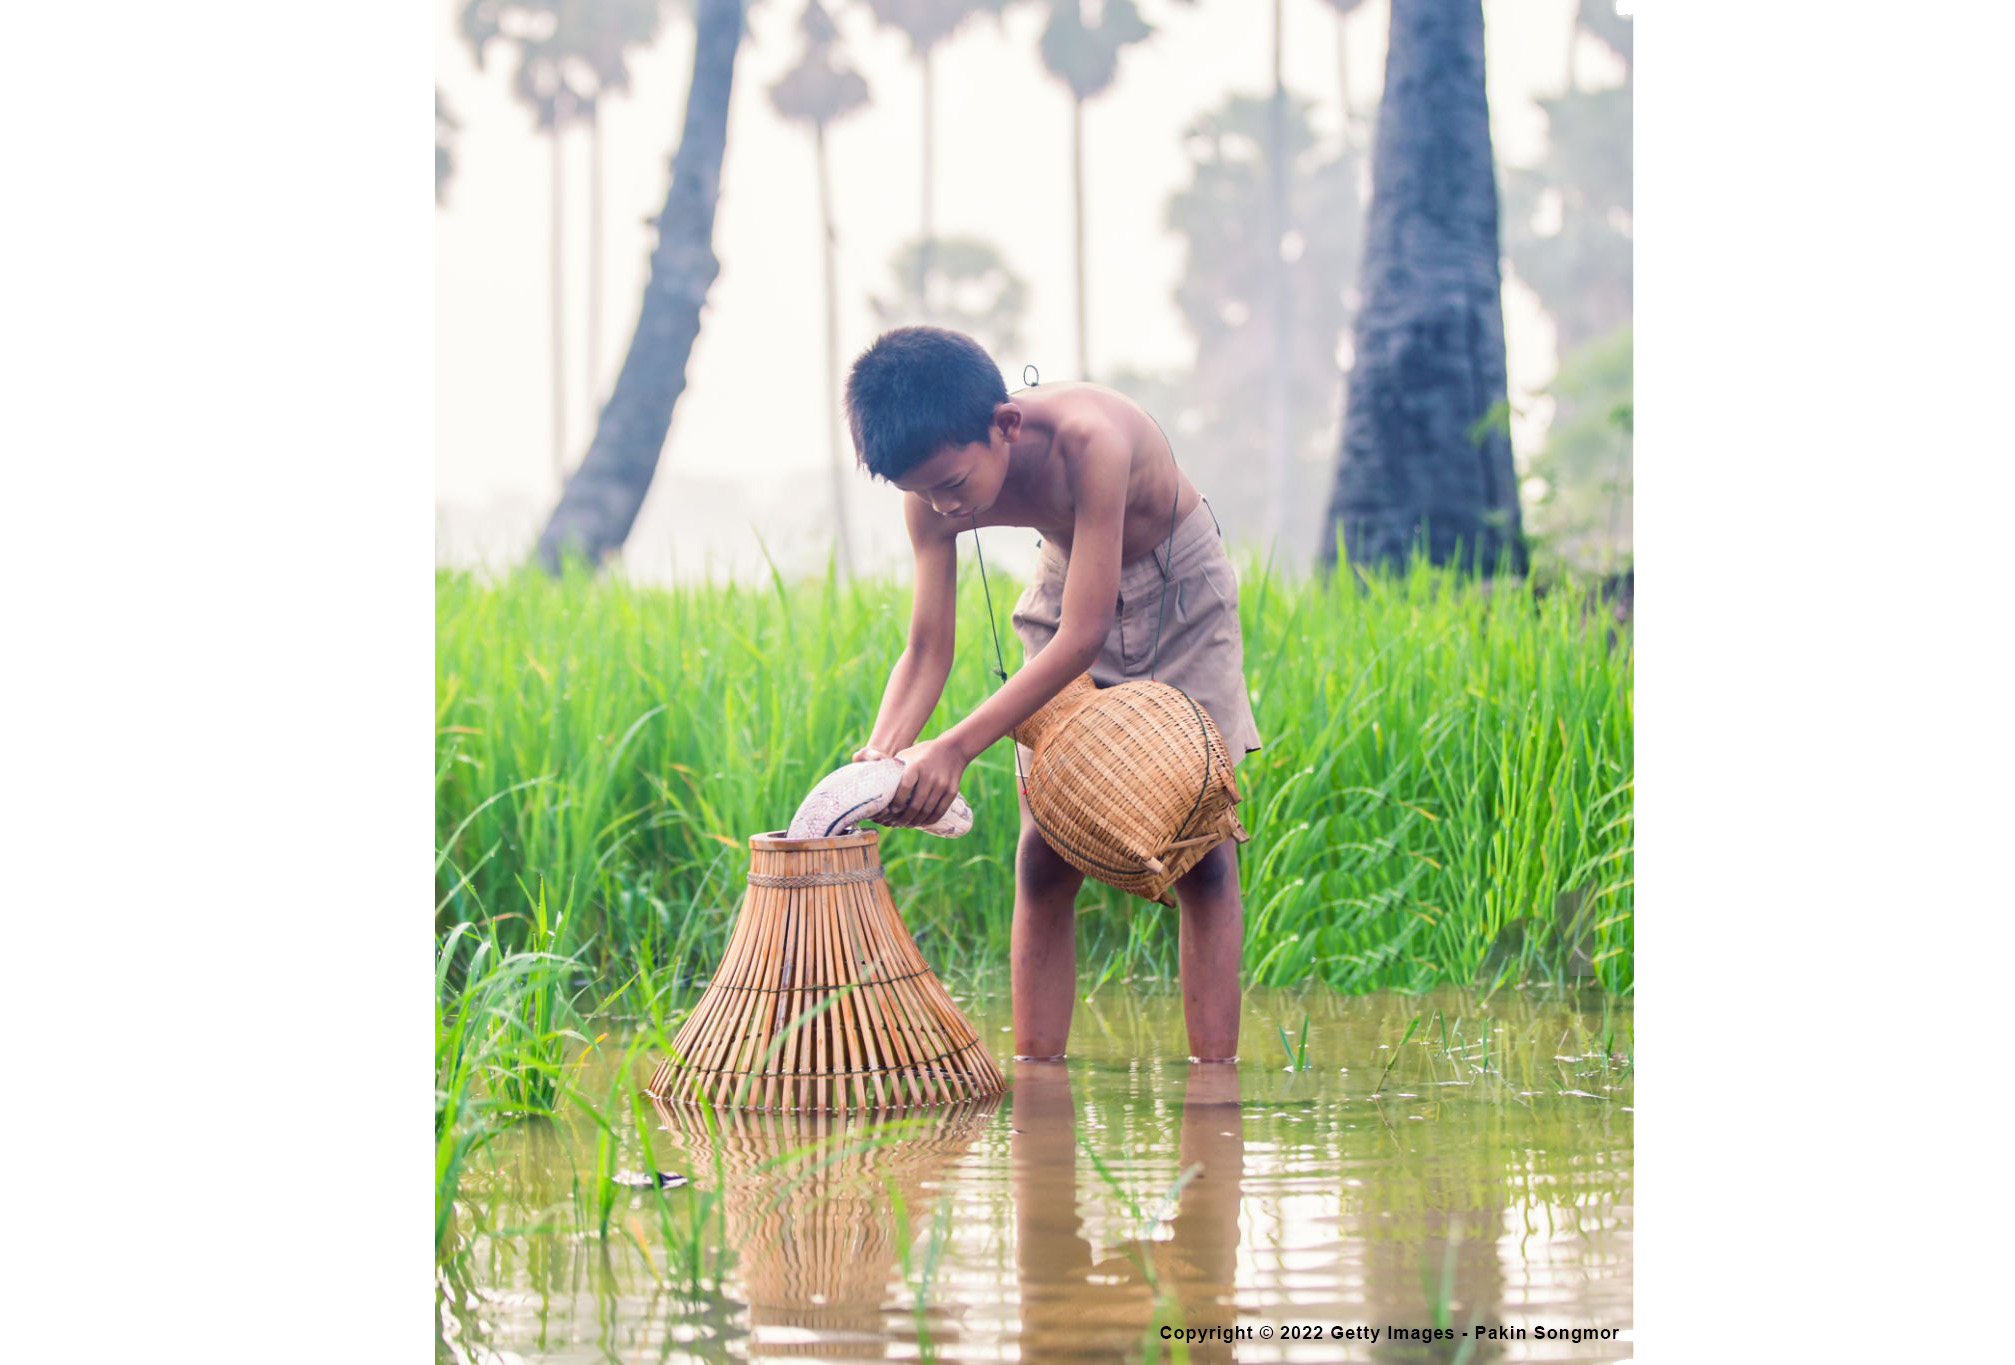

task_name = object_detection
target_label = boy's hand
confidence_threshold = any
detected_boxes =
[883,739,968,828]
[851,745,889,763]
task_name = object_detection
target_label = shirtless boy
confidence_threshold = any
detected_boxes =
[843,325,1263,1063]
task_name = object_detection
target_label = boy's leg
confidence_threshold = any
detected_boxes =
[1012,785,1085,1059]
[1173,838,1244,1062]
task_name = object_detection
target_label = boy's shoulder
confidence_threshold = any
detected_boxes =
[1032,382,1159,457]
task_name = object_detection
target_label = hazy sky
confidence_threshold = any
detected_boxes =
[436,0,1626,582]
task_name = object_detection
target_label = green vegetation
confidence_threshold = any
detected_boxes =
[436,552,1632,1001]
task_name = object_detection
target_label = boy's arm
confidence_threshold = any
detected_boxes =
[861,493,959,757]
[890,428,1127,822]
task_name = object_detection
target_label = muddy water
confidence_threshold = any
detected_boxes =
[439,985,1631,1363]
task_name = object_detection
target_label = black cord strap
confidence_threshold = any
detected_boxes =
[969,367,1214,885]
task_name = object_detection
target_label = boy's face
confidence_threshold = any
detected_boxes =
[893,404,1018,519]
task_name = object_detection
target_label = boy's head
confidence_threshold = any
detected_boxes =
[845,326,1018,517]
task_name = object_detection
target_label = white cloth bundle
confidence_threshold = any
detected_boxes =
[785,758,973,840]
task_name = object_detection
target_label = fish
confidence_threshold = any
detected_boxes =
[786,757,973,840]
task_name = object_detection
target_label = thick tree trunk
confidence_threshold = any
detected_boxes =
[536,0,744,572]
[1320,0,1523,575]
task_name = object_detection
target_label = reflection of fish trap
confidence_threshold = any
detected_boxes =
[647,830,1005,1113]
[650,1097,996,1337]
[1011,672,1248,907]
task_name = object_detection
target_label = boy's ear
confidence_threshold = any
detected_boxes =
[993,402,1021,442]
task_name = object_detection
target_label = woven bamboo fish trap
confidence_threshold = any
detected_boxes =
[649,1096,995,1340]
[647,829,1005,1113]
[1010,671,1248,907]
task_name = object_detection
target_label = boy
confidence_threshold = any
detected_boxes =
[843,326,1263,1064]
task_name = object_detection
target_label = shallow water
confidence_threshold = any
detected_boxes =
[440,985,1631,1363]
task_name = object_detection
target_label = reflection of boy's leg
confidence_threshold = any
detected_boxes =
[1012,781,1085,1059]
[1168,1064,1245,1357]
[1010,1062,1095,1353]
[1174,839,1244,1062]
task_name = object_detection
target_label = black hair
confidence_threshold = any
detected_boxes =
[844,326,1008,482]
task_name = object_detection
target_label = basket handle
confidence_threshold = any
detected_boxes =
[1141,832,1224,877]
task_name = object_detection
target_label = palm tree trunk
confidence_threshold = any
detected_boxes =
[588,102,603,408]
[549,116,568,484]
[535,0,744,572]
[1071,93,1087,378]
[1319,0,1523,575]
[1335,2,1354,137]
[817,120,854,581]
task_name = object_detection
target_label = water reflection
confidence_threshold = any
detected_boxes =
[440,986,1632,1363]
[1359,1093,1509,1364]
[651,1098,998,1359]
[1014,1061,1244,1359]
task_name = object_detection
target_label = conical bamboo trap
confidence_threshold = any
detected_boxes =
[647,829,1005,1113]
[1010,672,1248,907]
[650,1096,995,1343]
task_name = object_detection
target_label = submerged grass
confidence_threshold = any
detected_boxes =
[436,550,1631,997]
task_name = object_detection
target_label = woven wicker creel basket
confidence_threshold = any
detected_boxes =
[647,829,1005,1113]
[1010,671,1248,907]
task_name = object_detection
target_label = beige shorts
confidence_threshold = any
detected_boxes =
[1009,496,1264,774]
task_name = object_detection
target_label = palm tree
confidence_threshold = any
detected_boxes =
[535,0,743,571]
[1032,0,1154,378]
[1316,0,1369,136]
[460,1,665,483]
[435,89,460,206]
[1503,3,1631,356]
[460,1,586,482]
[552,0,666,407]
[771,0,871,580]
[1504,0,1632,568]
[1319,0,1523,575]
[1112,92,1361,560]
[871,235,1030,359]
[861,1,1009,314]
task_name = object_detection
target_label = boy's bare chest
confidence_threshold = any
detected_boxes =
[973,464,1198,565]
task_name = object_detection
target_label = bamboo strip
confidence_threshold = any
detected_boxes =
[647,829,1003,1113]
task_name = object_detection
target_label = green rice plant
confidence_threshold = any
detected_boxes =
[1273,1014,1310,1071]
[435,922,589,1259]
[436,545,1631,997]
[1372,1015,1422,1095]
[1421,1216,1480,1365]
[888,1183,954,1364]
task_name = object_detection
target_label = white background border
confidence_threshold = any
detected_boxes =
[7,2,2011,1359]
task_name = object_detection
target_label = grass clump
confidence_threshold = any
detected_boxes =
[436,551,1631,995]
